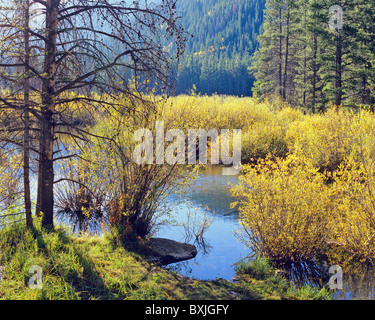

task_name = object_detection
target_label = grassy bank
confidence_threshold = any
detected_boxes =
[0,222,331,300]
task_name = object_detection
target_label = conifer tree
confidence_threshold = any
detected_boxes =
[252,0,375,111]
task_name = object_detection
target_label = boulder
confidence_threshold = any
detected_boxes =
[148,238,197,265]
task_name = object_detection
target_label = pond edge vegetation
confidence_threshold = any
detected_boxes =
[0,221,331,300]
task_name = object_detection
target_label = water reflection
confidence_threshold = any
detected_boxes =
[179,166,240,219]
[333,263,375,300]
[273,260,331,288]
[262,258,375,300]
[157,166,249,280]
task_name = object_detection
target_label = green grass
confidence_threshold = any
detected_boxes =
[234,257,332,300]
[235,256,274,280]
[0,222,332,300]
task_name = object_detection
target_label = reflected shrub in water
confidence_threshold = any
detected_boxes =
[55,160,106,235]
[232,155,332,263]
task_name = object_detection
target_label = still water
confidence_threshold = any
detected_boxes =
[156,167,249,281]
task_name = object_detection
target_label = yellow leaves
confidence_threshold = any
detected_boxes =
[284,107,375,172]
[160,94,266,134]
[233,140,375,263]
[326,150,375,262]
[232,155,331,262]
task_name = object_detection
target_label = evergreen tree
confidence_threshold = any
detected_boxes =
[252,0,375,111]
[173,0,266,96]
[251,0,285,98]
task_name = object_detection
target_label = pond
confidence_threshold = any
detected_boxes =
[156,166,250,281]
[155,167,375,301]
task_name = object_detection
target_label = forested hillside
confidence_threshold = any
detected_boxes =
[251,0,375,111]
[173,0,265,96]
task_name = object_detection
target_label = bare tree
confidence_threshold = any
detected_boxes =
[0,0,187,229]
[23,0,33,228]
[0,0,37,228]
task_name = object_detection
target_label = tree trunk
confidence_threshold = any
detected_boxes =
[312,34,318,114]
[24,0,33,229]
[283,8,290,101]
[39,110,54,228]
[302,7,307,107]
[37,0,59,229]
[278,7,283,98]
[335,32,343,108]
[362,60,371,108]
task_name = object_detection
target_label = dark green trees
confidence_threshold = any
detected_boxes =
[174,0,266,96]
[252,0,375,111]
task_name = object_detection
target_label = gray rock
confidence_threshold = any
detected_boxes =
[148,238,197,265]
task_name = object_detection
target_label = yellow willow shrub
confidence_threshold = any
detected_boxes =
[285,107,353,172]
[159,95,206,129]
[242,122,287,161]
[241,107,303,161]
[349,109,375,161]
[231,154,332,263]
[160,95,303,163]
[78,100,193,240]
[328,149,375,263]
[160,95,272,131]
